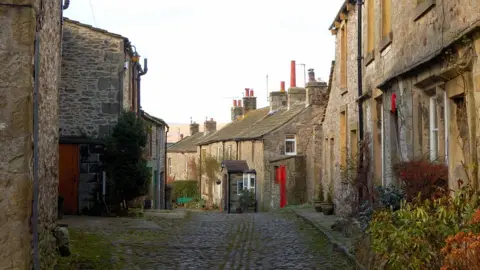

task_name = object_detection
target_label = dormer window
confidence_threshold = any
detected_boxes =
[285,134,297,155]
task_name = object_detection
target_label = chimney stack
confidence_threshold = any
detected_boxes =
[190,122,200,135]
[242,88,257,115]
[180,134,184,140]
[231,98,243,121]
[287,60,306,110]
[269,81,288,111]
[204,118,217,135]
[305,68,328,107]
[290,60,296,87]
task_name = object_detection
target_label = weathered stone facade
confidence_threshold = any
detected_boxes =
[0,0,62,268]
[325,0,480,215]
[198,77,329,211]
[269,156,307,208]
[60,19,138,138]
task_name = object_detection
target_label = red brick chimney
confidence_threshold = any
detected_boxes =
[238,100,242,107]
[245,88,250,97]
[280,81,286,92]
[243,88,257,115]
[290,60,296,87]
[180,134,184,140]
[250,89,254,97]
[233,100,237,106]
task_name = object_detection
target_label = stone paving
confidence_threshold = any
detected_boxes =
[64,211,355,269]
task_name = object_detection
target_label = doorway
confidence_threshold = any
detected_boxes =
[59,144,80,214]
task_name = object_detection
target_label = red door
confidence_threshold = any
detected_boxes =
[279,165,287,208]
[59,144,79,214]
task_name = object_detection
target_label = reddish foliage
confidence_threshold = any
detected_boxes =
[394,159,449,202]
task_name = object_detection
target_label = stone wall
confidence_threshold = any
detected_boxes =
[60,20,126,138]
[323,4,360,217]
[167,151,198,181]
[78,143,104,214]
[0,0,61,268]
[269,156,307,209]
[269,91,288,111]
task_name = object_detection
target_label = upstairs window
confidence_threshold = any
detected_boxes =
[285,135,297,155]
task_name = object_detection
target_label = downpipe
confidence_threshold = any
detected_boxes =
[137,58,148,112]
[357,0,364,141]
[164,126,169,209]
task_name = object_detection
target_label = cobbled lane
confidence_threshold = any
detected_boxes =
[113,211,355,270]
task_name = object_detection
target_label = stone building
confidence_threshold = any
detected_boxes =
[167,121,214,181]
[325,0,480,216]
[197,62,329,211]
[58,18,148,214]
[141,110,168,209]
[0,0,67,268]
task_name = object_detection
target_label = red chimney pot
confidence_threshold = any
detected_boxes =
[250,89,254,97]
[210,117,213,121]
[280,81,285,92]
[290,60,296,87]
[238,100,242,107]
[245,88,250,97]
[233,100,237,107]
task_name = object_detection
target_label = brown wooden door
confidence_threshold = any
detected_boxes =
[59,144,79,214]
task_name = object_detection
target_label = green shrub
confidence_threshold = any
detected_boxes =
[170,180,198,201]
[368,181,480,269]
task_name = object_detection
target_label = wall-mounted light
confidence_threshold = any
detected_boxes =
[131,45,140,63]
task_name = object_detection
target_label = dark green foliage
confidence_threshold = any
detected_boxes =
[170,180,198,201]
[239,189,256,211]
[358,185,405,231]
[103,111,152,205]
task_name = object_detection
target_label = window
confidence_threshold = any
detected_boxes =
[238,173,256,195]
[285,135,297,155]
[429,96,438,161]
[350,129,358,159]
[367,0,375,54]
[340,110,347,167]
[340,24,347,88]
[167,158,172,175]
[217,146,222,162]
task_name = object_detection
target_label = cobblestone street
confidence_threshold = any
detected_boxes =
[62,211,355,269]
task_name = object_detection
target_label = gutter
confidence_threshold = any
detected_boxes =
[156,126,161,209]
[163,125,169,209]
[357,0,364,141]
[137,58,148,113]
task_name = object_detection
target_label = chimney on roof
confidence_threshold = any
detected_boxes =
[190,122,199,135]
[305,68,328,107]
[204,118,217,135]
[180,134,184,140]
[231,99,243,121]
[287,60,306,110]
[290,60,296,87]
[269,81,288,112]
[242,88,257,115]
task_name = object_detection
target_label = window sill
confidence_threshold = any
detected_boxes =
[380,32,393,53]
[285,153,297,156]
[365,50,375,66]
[414,0,436,21]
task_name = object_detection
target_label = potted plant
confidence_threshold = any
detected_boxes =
[320,183,334,215]
[313,183,324,212]
[239,189,255,213]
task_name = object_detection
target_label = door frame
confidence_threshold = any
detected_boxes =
[59,143,80,215]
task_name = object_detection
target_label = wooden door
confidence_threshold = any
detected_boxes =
[280,165,287,208]
[59,144,79,214]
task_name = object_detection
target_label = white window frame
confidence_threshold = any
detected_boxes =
[227,145,232,160]
[429,96,438,162]
[444,90,449,165]
[237,173,256,195]
[285,134,297,155]
[217,146,222,161]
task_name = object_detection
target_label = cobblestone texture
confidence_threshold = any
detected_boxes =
[72,211,355,269]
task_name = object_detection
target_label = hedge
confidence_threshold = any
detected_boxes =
[170,180,198,201]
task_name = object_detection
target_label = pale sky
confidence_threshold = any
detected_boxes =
[64,0,343,124]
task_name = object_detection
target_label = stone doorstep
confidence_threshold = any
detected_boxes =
[294,209,366,270]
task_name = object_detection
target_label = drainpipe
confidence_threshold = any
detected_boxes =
[156,126,162,209]
[163,125,169,209]
[357,0,364,141]
[137,58,148,113]
[32,31,41,270]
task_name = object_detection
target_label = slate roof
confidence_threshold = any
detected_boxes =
[198,103,308,145]
[141,110,168,127]
[222,160,250,173]
[167,132,204,153]
[198,107,270,145]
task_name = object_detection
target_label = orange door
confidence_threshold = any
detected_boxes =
[59,144,79,214]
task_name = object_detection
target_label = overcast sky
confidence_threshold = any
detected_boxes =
[64,0,343,124]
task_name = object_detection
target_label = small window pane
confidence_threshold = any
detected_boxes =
[286,134,295,140]
[286,141,296,154]
[237,182,244,194]
[250,177,255,191]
